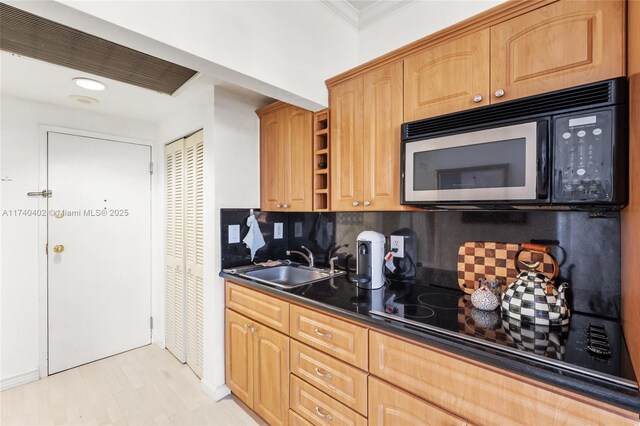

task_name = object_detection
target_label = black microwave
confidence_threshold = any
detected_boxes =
[401,78,628,210]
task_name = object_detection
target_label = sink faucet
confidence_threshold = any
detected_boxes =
[286,246,314,267]
[325,243,349,265]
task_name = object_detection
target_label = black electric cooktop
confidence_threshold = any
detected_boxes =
[281,276,638,391]
[369,283,637,390]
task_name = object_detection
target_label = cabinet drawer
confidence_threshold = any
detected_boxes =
[290,375,367,426]
[369,376,466,426]
[291,340,367,416]
[225,281,289,333]
[369,331,638,425]
[289,409,313,426]
[290,305,368,370]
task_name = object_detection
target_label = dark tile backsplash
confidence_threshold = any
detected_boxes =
[220,208,621,319]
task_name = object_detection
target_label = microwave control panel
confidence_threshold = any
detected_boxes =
[553,110,613,202]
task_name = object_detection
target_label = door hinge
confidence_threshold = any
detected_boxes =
[150,316,153,329]
[45,243,48,255]
[149,162,154,175]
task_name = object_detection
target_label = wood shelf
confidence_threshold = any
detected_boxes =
[313,108,330,212]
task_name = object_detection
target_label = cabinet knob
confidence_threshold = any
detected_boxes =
[283,204,289,209]
[473,94,483,103]
[276,204,282,208]
[314,328,333,339]
[352,201,360,207]
[495,88,505,98]
[315,367,332,380]
[315,406,333,421]
[364,200,371,207]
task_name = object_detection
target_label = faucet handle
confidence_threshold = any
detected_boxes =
[329,256,339,274]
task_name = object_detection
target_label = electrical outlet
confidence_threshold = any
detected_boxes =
[390,235,404,258]
[274,222,283,239]
[228,225,240,244]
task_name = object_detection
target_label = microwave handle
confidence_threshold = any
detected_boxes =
[536,120,550,200]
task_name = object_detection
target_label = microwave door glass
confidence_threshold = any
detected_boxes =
[413,139,527,191]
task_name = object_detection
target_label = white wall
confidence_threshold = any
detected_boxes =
[52,0,359,109]
[0,96,156,387]
[203,86,261,398]
[357,0,504,63]
[152,86,261,399]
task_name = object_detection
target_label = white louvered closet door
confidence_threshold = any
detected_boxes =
[185,130,204,378]
[165,139,186,362]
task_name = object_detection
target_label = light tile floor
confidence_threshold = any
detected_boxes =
[1,345,264,426]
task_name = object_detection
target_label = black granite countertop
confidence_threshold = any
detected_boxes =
[220,269,640,413]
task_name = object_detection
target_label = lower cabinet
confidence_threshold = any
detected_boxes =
[225,282,638,426]
[290,375,367,426]
[368,376,466,426]
[225,308,289,426]
[369,330,638,426]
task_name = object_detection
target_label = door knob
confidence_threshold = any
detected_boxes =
[283,204,289,209]
[364,200,371,207]
[276,204,282,208]
[352,201,360,207]
[495,88,505,98]
[473,94,483,103]
[53,245,65,253]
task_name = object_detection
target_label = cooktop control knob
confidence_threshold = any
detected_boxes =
[587,323,611,357]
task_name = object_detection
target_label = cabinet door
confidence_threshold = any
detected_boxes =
[253,323,289,426]
[260,109,286,211]
[404,29,490,121]
[368,376,466,426]
[225,309,254,407]
[363,61,404,211]
[284,106,313,212]
[165,138,186,363]
[490,0,625,103]
[330,78,364,211]
[185,130,204,378]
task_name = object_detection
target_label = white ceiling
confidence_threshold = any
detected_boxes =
[0,51,272,124]
[323,0,412,29]
[346,0,378,11]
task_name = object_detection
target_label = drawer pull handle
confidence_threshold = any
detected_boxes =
[315,406,333,421]
[314,328,333,339]
[314,367,332,380]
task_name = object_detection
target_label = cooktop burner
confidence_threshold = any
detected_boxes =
[369,282,637,390]
[392,304,435,319]
[417,292,463,309]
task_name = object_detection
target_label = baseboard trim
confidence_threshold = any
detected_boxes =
[152,332,165,349]
[1,369,40,391]
[201,379,230,401]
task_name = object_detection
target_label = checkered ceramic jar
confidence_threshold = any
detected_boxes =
[501,270,570,327]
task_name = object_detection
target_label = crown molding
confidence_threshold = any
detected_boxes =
[320,0,360,29]
[358,0,413,29]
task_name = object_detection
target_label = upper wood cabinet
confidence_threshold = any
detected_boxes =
[404,29,490,122]
[330,77,364,211]
[490,0,625,103]
[402,0,625,121]
[331,61,406,211]
[258,102,313,212]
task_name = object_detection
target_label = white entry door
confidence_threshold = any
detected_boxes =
[48,132,151,374]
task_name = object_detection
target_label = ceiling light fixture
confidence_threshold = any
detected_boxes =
[72,77,106,91]
[69,95,99,105]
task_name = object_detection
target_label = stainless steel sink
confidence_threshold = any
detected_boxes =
[238,265,344,288]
